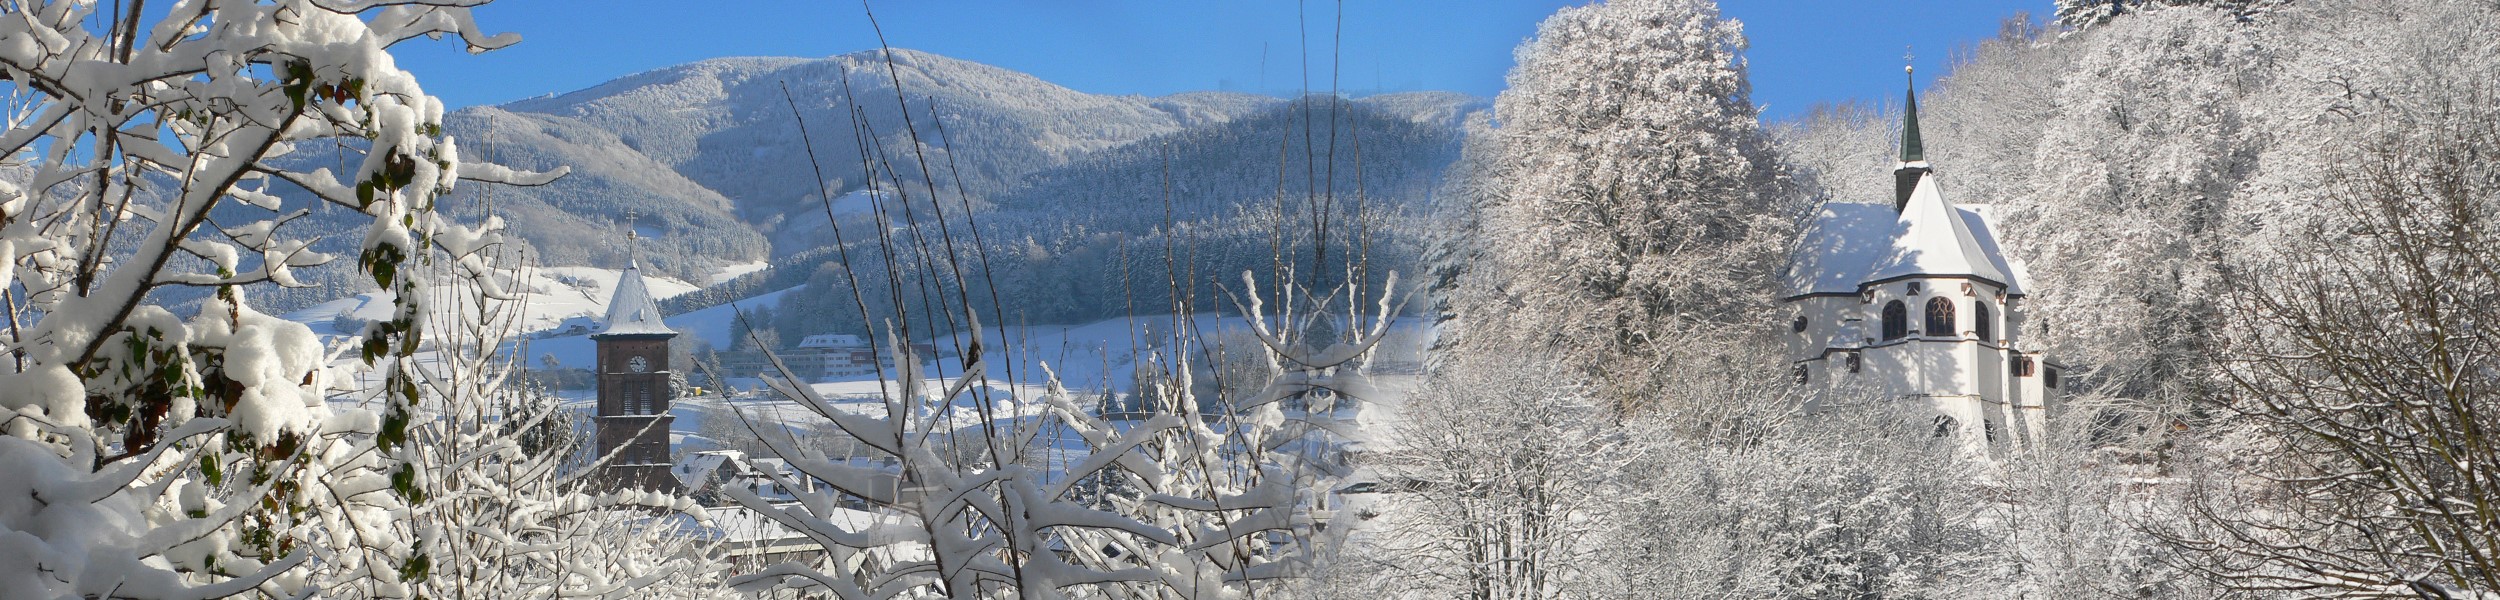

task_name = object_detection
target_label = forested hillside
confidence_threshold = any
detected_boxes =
[231,49,1475,327]
[671,92,1471,341]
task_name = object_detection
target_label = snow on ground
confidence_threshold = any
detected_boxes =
[708,260,769,285]
[823,189,889,217]
[506,285,802,371]
[282,265,702,339]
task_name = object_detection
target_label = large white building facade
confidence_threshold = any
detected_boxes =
[1782,76,2064,453]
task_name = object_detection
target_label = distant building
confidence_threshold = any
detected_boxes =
[715,333,938,382]
[1782,72,2065,454]
[673,449,911,507]
[594,258,681,492]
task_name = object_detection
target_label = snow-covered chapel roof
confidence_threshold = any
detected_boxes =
[1780,70,2026,299]
[1863,174,2014,287]
[1781,179,2027,299]
[598,261,675,337]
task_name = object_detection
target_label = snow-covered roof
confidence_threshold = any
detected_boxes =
[597,262,675,337]
[798,333,867,349]
[1863,174,2014,288]
[1785,203,1901,296]
[1783,174,2027,298]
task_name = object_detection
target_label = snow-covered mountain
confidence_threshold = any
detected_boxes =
[467,49,1288,275]
[251,48,1477,344]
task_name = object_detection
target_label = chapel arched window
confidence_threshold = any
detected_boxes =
[1881,301,1908,341]
[1925,297,1956,337]
[1975,301,1993,342]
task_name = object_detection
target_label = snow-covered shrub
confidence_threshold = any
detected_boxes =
[0,1,603,596]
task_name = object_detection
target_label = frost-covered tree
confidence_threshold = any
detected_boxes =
[1995,6,2266,407]
[0,0,579,596]
[1455,0,1798,412]
[1350,359,1625,600]
[383,254,724,598]
[2161,80,2500,598]
[2053,0,2284,30]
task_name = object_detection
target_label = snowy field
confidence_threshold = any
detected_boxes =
[281,264,705,340]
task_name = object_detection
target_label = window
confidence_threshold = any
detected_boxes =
[1906,281,1924,295]
[1793,364,1810,384]
[2046,369,2060,389]
[1975,301,1993,341]
[1985,419,1999,442]
[1845,353,1862,373]
[1881,301,1908,341]
[1933,416,1958,438]
[2014,357,2035,377]
[1792,315,1809,333]
[637,384,655,414]
[1925,297,1956,337]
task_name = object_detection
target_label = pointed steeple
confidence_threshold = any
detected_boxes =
[598,261,674,337]
[1893,64,1934,213]
[1900,66,1925,163]
[597,213,674,338]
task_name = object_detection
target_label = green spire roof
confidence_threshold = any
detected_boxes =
[1901,66,1924,163]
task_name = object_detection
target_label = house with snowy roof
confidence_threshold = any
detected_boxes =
[1782,71,2064,453]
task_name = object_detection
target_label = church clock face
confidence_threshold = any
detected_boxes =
[627,355,650,373]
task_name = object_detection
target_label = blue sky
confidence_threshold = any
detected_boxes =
[395,1,2050,123]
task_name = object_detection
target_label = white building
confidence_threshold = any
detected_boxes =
[1782,73,2065,453]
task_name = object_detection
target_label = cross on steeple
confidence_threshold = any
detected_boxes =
[624,210,640,269]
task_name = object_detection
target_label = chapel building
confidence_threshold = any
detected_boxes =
[1781,72,2064,453]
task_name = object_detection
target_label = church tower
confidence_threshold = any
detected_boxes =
[594,234,680,491]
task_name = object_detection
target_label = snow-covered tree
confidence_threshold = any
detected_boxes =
[2159,79,2500,598]
[0,0,590,596]
[376,253,725,598]
[1455,0,1799,412]
[1996,6,2267,408]
[2053,0,2284,30]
